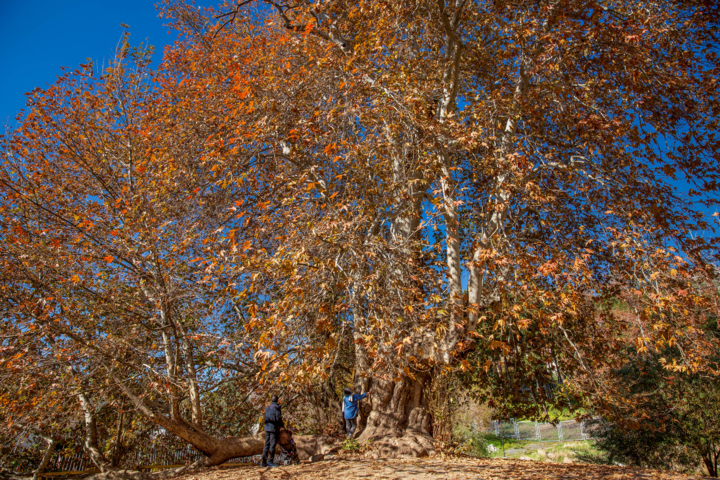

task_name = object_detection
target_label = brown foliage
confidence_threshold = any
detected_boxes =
[2,0,720,467]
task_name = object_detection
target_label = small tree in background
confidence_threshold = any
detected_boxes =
[590,305,720,477]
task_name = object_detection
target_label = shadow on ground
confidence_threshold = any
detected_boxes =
[174,456,706,480]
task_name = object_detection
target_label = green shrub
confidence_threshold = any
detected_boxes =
[589,350,720,476]
[341,438,361,452]
[454,426,493,458]
[589,419,705,474]
[466,432,491,457]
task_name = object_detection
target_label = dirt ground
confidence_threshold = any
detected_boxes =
[175,456,707,480]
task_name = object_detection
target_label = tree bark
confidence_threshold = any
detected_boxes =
[358,375,435,457]
[436,0,466,360]
[467,64,528,332]
[702,452,718,478]
[178,327,203,428]
[79,393,112,472]
[112,412,125,468]
[32,438,56,480]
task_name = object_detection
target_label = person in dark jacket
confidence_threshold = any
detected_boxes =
[261,395,284,467]
[342,387,372,438]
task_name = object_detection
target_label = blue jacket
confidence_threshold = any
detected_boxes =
[342,393,368,419]
[264,402,284,432]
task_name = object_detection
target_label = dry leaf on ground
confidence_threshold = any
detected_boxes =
[175,457,706,480]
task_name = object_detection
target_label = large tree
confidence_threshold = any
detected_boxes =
[187,0,720,455]
[2,0,719,468]
[0,39,319,471]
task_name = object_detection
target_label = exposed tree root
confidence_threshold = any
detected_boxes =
[360,433,436,459]
[294,435,343,460]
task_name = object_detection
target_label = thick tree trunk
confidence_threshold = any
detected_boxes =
[358,375,435,457]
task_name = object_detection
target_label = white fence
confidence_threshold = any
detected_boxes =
[492,418,596,442]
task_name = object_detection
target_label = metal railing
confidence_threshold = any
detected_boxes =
[492,418,596,442]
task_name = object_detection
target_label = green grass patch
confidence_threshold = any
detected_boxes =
[483,438,606,463]
[483,433,534,452]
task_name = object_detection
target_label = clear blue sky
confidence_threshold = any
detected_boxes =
[0,0,182,127]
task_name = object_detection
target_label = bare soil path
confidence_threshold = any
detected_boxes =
[175,456,706,480]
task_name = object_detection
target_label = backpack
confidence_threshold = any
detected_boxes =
[278,428,293,448]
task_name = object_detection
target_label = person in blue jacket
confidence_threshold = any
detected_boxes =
[261,395,284,467]
[342,387,372,438]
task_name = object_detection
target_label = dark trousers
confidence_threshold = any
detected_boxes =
[262,430,277,465]
[345,417,357,437]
